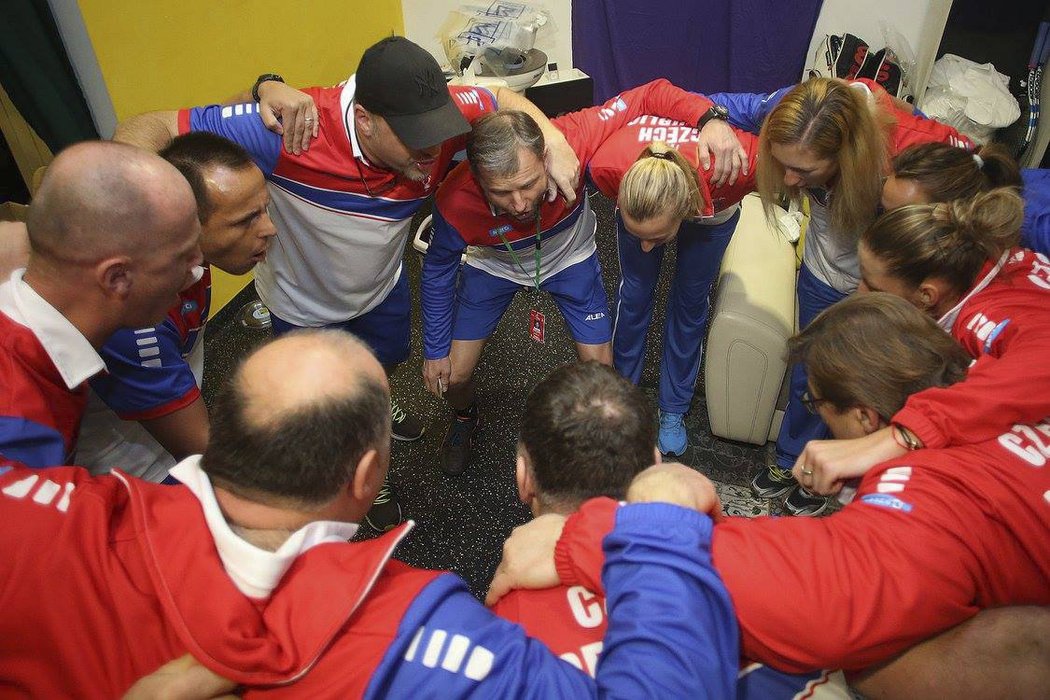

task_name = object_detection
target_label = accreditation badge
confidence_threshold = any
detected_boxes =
[529,308,546,343]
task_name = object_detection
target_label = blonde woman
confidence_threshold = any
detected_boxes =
[587,119,758,456]
[711,78,975,515]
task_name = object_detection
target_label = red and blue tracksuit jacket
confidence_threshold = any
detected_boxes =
[422,79,717,359]
[89,269,211,421]
[0,314,87,468]
[0,462,738,698]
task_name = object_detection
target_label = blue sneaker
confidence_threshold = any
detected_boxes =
[658,411,688,456]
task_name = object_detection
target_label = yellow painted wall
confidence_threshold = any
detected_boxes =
[77,1,405,311]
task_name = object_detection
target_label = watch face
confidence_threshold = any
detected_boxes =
[699,105,728,128]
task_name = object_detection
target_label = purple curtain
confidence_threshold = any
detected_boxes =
[572,0,824,102]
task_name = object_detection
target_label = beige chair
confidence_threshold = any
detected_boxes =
[704,193,799,445]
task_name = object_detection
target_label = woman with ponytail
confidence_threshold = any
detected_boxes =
[587,121,759,456]
[493,293,1050,690]
[794,188,1050,494]
[881,141,1022,211]
[708,77,976,515]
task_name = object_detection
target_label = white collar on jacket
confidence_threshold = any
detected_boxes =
[170,456,359,599]
[937,250,1011,332]
[0,268,104,389]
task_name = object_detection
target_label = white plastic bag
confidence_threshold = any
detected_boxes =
[922,54,1021,143]
[440,3,550,77]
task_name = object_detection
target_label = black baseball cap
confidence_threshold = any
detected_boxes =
[355,36,470,150]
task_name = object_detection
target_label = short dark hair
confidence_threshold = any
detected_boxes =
[159,132,256,223]
[520,361,656,509]
[200,355,389,509]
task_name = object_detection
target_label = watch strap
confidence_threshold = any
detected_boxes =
[252,73,285,102]
[697,105,728,130]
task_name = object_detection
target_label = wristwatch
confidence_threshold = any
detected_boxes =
[697,104,729,130]
[251,73,284,102]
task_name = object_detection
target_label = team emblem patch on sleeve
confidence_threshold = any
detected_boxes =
[860,493,913,513]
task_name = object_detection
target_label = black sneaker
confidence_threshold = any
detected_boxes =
[750,461,797,499]
[391,399,424,442]
[783,484,832,517]
[364,478,403,531]
[440,411,481,476]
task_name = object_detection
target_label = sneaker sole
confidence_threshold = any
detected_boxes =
[784,505,830,517]
[658,443,688,458]
[392,428,425,442]
[783,497,831,517]
[364,512,404,531]
[750,482,796,499]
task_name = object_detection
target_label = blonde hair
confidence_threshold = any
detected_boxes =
[862,188,1023,297]
[618,141,705,223]
[757,78,890,238]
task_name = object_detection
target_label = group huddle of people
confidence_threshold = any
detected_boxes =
[1,34,1048,698]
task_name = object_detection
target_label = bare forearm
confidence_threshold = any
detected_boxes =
[112,111,180,150]
[140,396,210,461]
[853,607,1050,699]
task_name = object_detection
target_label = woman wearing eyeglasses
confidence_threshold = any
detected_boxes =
[708,77,975,515]
[489,292,1050,694]
[586,118,759,458]
[795,187,1050,495]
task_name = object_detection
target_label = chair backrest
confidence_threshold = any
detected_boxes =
[704,194,799,445]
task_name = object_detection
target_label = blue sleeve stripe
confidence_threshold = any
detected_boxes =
[496,200,585,251]
[421,208,467,359]
[91,322,198,415]
[983,319,1011,355]
[270,175,427,221]
[475,86,498,111]
[0,417,67,468]
[187,104,281,174]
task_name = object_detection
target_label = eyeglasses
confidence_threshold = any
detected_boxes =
[800,390,830,415]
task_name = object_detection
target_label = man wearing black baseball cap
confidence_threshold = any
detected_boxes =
[355,36,472,152]
[113,35,582,532]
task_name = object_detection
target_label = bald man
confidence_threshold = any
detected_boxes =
[0,141,203,468]
[0,329,736,697]
[76,133,277,484]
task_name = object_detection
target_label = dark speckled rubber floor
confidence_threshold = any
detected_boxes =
[201,188,781,598]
